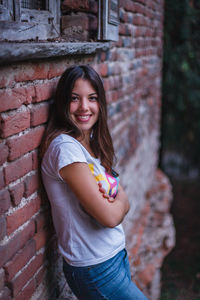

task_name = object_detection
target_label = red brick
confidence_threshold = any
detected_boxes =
[62,13,89,30]
[15,278,35,300]
[24,173,40,197]
[30,103,49,126]
[0,170,5,189]
[9,182,24,206]
[110,64,121,76]
[133,255,141,267]
[0,216,6,240]
[11,253,44,297]
[62,0,89,11]
[34,81,57,103]
[35,265,45,287]
[89,0,98,13]
[4,239,36,281]
[137,263,156,285]
[121,0,136,12]
[61,14,90,40]
[7,126,45,161]
[7,196,41,235]
[4,154,32,185]
[48,63,66,79]
[32,150,39,170]
[0,66,15,89]
[119,23,126,35]
[0,64,49,89]
[135,27,144,38]
[135,3,145,14]
[15,64,49,83]
[0,287,11,300]
[113,76,123,90]
[0,268,5,290]
[23,86,36,105]
[0,189,11,216]
[0,143,8,165]
[132,15,145,26]
[99,51,107,62]
[99,63,109,77]
[115,36,123,47]
[0,220,35,268]
[106,90,119,103]
[33,229,49,251]
[88,14,97,32]
[0,86,35,113]
[0,106,30,138]
[102,78,111,91]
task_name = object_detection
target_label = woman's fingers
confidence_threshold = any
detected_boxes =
[98,182,106,194]
[107,197,115,203]
[102,194,110,199]
[98,182,115,202]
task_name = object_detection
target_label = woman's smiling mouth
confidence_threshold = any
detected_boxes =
[75,114,91,122]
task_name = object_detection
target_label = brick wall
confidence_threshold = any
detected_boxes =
[0,1,175,299]
[61,0,98,41]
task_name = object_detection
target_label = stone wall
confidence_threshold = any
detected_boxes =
[0,1,175,299]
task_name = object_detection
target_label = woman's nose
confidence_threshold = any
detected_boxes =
[79,98,89,110]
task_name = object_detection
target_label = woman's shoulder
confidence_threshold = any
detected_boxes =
[43,134,86,164]
[44,134,80,158]
[51,133,78,147]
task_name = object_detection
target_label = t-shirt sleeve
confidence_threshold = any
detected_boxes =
[52,141,87,181]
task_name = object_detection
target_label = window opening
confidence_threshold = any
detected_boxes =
[21,0,46,10]
[0,0,60,41]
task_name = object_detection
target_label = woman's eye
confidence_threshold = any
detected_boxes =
[89,97,98,102]
[71,96,79,102]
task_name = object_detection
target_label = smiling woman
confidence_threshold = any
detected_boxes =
[69,78,100,140]
[40,65,148,300]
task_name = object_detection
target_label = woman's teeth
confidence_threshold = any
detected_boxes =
[77,115,90,120]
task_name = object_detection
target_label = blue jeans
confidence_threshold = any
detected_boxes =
[63,249,148,300]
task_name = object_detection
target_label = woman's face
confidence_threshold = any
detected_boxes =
[69,78,100,136]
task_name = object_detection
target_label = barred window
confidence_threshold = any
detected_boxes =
[21,0,46,10]
[0,0,118,47]
[0,0,60,41]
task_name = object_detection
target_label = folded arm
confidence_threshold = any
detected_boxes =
[59,162,130,228]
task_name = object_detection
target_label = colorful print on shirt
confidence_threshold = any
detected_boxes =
[105,172,119,198]
[88,163,119,198]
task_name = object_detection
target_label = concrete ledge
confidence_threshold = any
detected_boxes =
[0,42,110,64]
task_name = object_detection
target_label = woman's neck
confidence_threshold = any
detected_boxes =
[77,131,89,145]
[78,134,97,158]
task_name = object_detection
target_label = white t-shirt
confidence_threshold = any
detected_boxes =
[41,134,125,267]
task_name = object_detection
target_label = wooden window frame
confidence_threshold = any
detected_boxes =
[98,0,119,41]
[0,0,118,64]
[0,0,60,41]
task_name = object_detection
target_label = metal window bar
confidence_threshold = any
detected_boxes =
[21,0,46,10]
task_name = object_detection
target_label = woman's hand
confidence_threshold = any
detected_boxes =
[98,183,115,203]
[116,183,130,214]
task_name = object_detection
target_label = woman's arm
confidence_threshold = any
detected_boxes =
[59,162,130,228]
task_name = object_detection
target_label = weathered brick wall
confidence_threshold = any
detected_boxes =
[61,0,98,42]
[0,1,175,299]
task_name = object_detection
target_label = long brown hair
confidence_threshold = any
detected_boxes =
[40,65,115,174]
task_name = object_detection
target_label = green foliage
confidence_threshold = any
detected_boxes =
[161,0,200,172]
